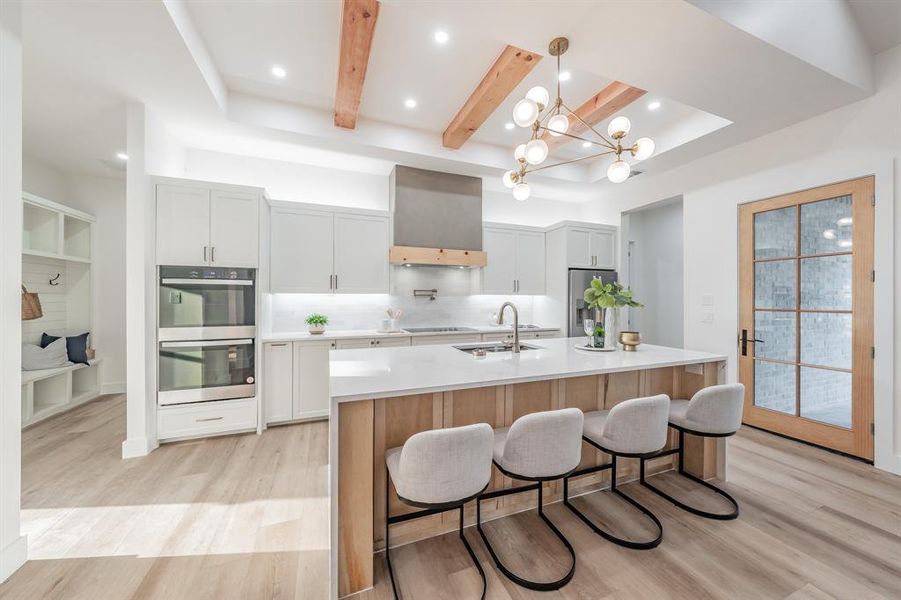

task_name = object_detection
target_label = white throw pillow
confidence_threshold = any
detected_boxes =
[22,338,71,371]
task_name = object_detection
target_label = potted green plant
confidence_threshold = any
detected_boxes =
[305,313,329,335]
[583,280,642,348]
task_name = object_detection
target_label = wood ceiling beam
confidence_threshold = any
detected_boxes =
[542,81,646,152]
[334,0,380,129]
[442,45,542,149]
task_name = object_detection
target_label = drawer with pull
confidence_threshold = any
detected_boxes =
[158,397,257,440]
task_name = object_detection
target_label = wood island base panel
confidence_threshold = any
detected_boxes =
[328,341,726,598]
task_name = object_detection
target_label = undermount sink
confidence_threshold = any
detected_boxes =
[453,343,541,355]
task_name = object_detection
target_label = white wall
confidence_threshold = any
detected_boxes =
[22,156,127,393]
[623,200,684,348]
[66,176,126,393]
[0,0,26,582]
[183,148,590,226]
[589,45,900,474]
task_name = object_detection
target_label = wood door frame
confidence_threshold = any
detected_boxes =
[738,176,874,460]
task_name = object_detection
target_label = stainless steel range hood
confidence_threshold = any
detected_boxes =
[389,165,487,267]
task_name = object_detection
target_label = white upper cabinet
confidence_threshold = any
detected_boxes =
[590,229,616,269]
[269,204,389,294]
[156,185,211,266]
[566,227,593,268]
[482,228,517,294]
[209,190,260,268]
[482,225,545,295]
[515,231,546,294]
[270,208,334,293]
[565,225,617,269]
[156,182,259,267]
[333,213,389,293]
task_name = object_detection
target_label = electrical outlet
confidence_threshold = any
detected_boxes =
[701,311,714,323]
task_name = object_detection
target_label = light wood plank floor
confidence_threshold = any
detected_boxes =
[2,395,900,600]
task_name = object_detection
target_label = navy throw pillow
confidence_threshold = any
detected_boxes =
[40,332,90,365]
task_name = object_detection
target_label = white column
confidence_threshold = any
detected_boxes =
[122,102,159,458]
[0,0,27,582]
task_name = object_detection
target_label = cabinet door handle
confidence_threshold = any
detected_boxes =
[211,247,215,263]
[203,246,208,262]
[334,274,338,290]
[196,416,224,423]
[270,343,287,348]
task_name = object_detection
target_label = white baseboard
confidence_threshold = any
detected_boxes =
[101,382,126,395]
[121,436,159,459]
[0,535,27,583]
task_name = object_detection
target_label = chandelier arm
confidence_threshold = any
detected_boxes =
[561,101,617,147]
[536,125,617,150]
[524,149,617,174]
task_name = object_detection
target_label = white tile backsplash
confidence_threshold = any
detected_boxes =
[268,265,540,332]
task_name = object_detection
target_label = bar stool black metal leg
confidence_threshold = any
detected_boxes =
[640,431,739,521]
[563,455,663,550]
[458,506,487,600]
[476,483,576,591]
[385,470,400,599]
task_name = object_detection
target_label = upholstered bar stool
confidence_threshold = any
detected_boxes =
[385,423,494,600]
[639,383,744,520]
[477,408,583,591]
[563,394,670,549]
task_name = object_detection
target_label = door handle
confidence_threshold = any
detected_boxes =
[739,329,765,356]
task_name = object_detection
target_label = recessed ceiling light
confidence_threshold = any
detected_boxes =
[404,98,417,109]
[271,65,287,79]
[582,141,592,148]
[504,122,515,130]
[647,100,661,111]
[558,71,571,82]
[434,30,449,44]
[116,152,128,161]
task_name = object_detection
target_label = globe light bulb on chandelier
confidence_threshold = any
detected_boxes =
[503,37,654,201]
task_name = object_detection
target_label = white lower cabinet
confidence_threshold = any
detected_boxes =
[263,340,333,425]
[158,398,258,440]
[294,341,331,420]
[264,342,294,424]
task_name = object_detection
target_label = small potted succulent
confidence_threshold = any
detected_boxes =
[305,313,329,335]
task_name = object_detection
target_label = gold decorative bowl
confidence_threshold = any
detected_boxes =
[619,331,641,352]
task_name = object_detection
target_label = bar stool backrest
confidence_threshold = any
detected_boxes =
[686,383,745,435]
[501,408,584,479]
[399,423,494,504]
[600,394,670,455]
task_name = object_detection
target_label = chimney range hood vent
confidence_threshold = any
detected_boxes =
[389,165,487,267]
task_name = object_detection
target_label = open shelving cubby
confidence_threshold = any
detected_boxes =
[21,192,99,428]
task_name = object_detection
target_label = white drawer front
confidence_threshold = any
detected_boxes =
[158,398,257,440]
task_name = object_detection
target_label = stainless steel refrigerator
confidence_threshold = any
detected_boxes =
[568,268,617,337]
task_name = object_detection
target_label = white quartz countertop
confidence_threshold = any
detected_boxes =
[329,337,726,402]
[262,325,561,343]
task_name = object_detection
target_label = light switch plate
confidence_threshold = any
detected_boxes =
[701,311,714,323]
[701,294,715,307]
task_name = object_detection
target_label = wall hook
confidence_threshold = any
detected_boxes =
[49,273,61,286]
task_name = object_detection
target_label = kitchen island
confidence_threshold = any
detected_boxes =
[328,338,728,598]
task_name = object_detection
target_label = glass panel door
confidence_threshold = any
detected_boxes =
[738,177,874,460]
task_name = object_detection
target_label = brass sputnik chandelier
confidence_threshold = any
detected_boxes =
[502,37,655,201]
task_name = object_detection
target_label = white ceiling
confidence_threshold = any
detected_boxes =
[20,0,897,203]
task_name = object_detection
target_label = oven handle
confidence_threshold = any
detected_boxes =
[160,339,254,348]
[161,278,254,286]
